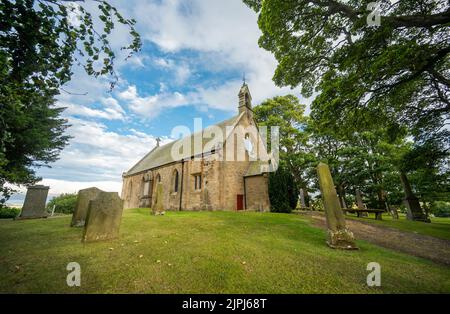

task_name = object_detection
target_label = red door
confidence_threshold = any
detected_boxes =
[237,194,244,211]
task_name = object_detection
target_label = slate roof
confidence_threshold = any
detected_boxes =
[124,113,244,176]
[244,160,268,177]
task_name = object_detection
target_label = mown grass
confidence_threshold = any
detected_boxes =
[344,212,450,241]
[0,209,449,293]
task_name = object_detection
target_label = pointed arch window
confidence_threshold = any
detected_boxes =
[173,169,179,193]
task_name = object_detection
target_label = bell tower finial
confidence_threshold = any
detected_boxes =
[238,80,253,118]
[243,72,246,85]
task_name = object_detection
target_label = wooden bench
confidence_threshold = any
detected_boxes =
[342,208,385,220]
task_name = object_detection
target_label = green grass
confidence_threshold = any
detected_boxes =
[0,209,449,293]
[345,212,450,241]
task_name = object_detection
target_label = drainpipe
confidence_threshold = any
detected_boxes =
[243,177,247,210]
[179,159,184,211]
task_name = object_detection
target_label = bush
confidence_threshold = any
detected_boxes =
[310,198,324,211]
[431,201,450,217]
[46,193,78,214]
[268,166,298,213]
[0,206,20,218]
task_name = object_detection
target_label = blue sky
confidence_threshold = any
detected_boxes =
[9,0,309,204]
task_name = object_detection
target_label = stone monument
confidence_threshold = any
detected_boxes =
[152,183,165,215]
[399,172,430,222]
[317,162,358,250]
[82,192,124,242]
[71,187,103,227]
[17,185,49,219]
[355,189,368,217]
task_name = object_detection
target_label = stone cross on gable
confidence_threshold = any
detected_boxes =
[156,137,161,147]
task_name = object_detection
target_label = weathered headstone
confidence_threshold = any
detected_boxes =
[317,162,358,250]
[399,172,430,222]
[50,205,56,217]
[71,187,103,227]
[299,188,306,208]
[152,183,165,215]
[82,192,124,242]
[388,205,399,220]
[355,189,368,217]
[17,185,49,219]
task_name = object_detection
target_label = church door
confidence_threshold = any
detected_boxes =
[236,194,244,211]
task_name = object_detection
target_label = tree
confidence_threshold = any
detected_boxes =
[268,164,298,212]
[253,95,314,205]
[0,0,142,206]
[243,0,449,152]
[46,193,78,214]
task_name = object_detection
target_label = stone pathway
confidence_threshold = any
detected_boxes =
[301,211,450,266]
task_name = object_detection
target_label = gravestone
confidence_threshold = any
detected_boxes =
[355,189,368,217]
[82,192,124,242]
[388,205,399,220]
[152,183,165,215]
[71,187,103,227]
[299,189,306,208]
[399,172,430,222]
[17,185,49,219]
[317,162,358,250]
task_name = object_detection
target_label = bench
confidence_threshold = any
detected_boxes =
[342,208,385,220]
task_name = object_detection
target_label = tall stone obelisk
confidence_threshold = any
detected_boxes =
[317,163,358,249]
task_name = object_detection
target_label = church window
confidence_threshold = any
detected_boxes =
[143,181,150,196]
[173,170,179,193]
[194,174,202,190]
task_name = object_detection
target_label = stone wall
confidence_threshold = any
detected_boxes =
[245,175,270,211]
[121,174,144,209]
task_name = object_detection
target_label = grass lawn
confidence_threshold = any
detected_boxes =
[345,212,450,241]
[0,209,449,293]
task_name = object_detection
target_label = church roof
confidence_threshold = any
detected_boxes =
[244,160,267,177]
[124,113,244,176]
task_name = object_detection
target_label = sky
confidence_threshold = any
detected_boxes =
[8,0,310,205]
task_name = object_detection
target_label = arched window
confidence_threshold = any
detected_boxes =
[173,170,179,193]
[156,173,161,183]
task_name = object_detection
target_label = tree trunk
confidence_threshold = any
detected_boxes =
[399,171,430,222]
[355,189,368,217]
[383,191,398,219]
[336,184,347,209]
[304,189,310,208]
[355,190,365,209]
[376,189,385,210]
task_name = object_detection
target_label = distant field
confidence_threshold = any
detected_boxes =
[0,209,449,293]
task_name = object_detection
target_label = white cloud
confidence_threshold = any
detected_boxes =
[61,102,126,121]
[31,117,171,191]
[152,57,191,85]
[127,0,305,112]
[175,62,191,84]
[42,179,123,198]
[118,85,189,118]
[153,57,174,68]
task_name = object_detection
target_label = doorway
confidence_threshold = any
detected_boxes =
[237,194,244,210]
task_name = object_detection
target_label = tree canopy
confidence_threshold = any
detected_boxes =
[244,0,449,145]
[0,0,142,206]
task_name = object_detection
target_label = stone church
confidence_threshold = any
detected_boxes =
[121,83,272,211]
